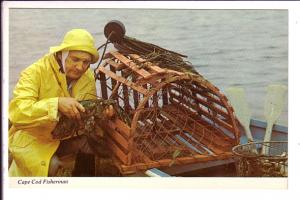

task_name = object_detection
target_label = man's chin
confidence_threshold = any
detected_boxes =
[67,74,81,81]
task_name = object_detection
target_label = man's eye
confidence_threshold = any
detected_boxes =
[72,57,79,62]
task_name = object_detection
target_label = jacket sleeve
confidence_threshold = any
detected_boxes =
[9,66,59,129]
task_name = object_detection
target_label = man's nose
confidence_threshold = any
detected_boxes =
[76,61,85,71]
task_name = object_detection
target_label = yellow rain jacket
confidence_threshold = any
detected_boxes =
[9,53,97,176]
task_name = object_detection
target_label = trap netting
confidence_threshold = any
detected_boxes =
[95,51,240,174]
[232,141,288,177]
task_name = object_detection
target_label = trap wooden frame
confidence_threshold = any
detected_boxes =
[95,51,240,175]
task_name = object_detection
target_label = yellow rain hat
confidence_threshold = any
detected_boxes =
[50,29,99,63]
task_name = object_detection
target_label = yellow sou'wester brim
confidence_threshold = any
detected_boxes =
[50,44,99,64]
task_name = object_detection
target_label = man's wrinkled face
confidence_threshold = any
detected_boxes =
[64,50,92,80]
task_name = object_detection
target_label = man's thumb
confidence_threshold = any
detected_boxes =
[77,103,85,113]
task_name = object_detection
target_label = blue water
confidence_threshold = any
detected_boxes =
[9,9,288,125]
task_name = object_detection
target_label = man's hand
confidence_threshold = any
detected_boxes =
[58,97,85,120]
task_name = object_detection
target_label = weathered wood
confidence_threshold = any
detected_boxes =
[109,64,120,105]
[110,51,151,78]
[108,119,131,139]
[99,71,108,99]
[106,59,126,70]
[120,152,234,174]
[132,75,140,109]
[98,67,148,95]
[110,65,117,88]
[153,92,159,107]
[143,84,149,108]
[107,137,128,165]
[105,125,129,152]
[129,54,167,74]
[136,73,170,85]
[162,86,169,105]
[178,152,233,163]
[121,70,131,113]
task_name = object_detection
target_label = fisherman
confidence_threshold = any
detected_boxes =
[9,29,113,176]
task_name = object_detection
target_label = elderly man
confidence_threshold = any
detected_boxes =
[9,29,112,176]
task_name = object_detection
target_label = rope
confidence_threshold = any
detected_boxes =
[94,31,115,80]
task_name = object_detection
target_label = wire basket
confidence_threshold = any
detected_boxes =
[232,141,288,177]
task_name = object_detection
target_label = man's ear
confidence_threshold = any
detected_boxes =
[56,51,62,61]
[55,52,64,71]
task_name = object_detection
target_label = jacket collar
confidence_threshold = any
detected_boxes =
[49,54,71,97]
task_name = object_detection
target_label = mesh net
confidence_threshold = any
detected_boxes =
[232,141,288,177]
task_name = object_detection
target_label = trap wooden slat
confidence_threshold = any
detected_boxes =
[110,51,152,78]
[107,137,129,165]
[162,84,169,105]
[106,59,126,70]
[143,84,150,108]
[121,70,131,113]
[99,71,108,100]
[105,125,129,152]
[110,119,131,138]
[129,54,167,74]
[131,75,140,109]
[98,67,148,95]
[120,152,234,174]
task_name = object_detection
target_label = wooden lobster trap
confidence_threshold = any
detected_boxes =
[95,51,240,175]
